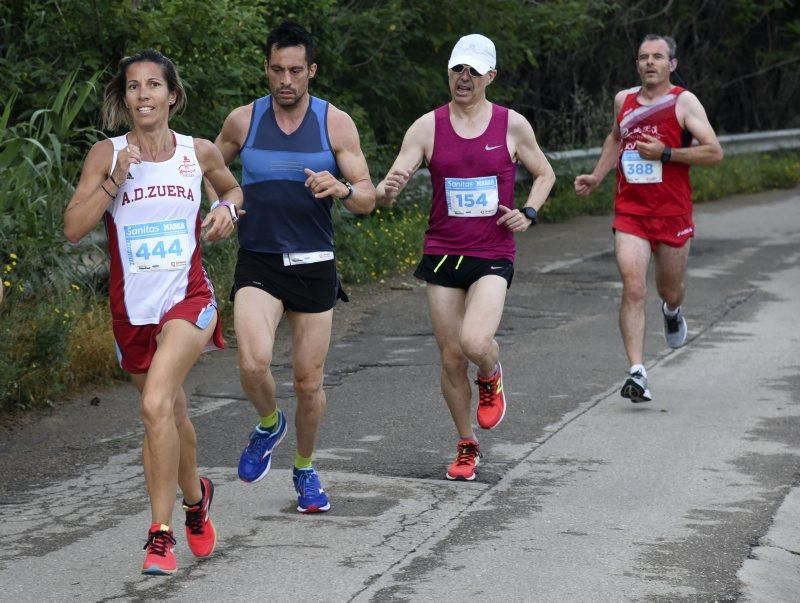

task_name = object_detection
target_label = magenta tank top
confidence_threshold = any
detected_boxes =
[425,103,516,261]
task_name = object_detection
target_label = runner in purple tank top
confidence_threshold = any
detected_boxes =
[376,34,555,481]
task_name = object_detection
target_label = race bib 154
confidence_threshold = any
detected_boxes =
[444,176,499,217]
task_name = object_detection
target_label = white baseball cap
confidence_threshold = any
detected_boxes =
[448,34,496,75]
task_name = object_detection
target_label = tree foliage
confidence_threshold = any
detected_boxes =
[3,0,798,157]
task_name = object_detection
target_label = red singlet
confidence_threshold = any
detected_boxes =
[615,86,692,217]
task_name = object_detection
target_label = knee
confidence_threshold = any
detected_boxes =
[657,281,684,304]
[140,393,173,432]
[239,351,271,385]
[621,278,647,304]
[294,370,323,399]
[173,406,190,428]
[440,348,469,378]
[459,333,493,362]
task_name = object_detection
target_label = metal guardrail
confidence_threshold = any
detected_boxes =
[410,129,800,182]
[545,128,800,163]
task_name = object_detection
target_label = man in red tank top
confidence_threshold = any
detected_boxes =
[574,34,723,403]
[376,34,555,481]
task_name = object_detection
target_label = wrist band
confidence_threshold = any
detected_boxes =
[101,184,115,199]
[210,199,239,223]
[661,147,672,163]
[109,173,120,187]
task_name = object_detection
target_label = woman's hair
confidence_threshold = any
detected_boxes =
[101,48,187,131]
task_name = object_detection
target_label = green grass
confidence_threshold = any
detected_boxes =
[1,145,798,411]
[531,151,800,222]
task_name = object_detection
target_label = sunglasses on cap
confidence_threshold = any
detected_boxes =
[450,64,482,77]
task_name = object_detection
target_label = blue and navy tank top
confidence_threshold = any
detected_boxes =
[238,95,339,253]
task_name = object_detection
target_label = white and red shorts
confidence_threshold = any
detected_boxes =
[112,296,224,374]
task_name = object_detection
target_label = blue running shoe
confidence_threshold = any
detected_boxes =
[292,467,331,513]
[237,410,287,483]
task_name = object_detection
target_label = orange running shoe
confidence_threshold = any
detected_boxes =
[142,523,177,575]
[476,361,506,429]
[183,476,217,558]
[446,439,481,481]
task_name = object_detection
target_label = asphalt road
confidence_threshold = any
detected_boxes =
[1,187,799,602]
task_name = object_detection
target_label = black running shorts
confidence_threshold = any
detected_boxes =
[231,249,348,313]
[413,254,514,290]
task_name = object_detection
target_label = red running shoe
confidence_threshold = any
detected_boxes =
[142,523,177,575]
[183,476,217,558]
[446,439,481,481]
[476,362,506,429]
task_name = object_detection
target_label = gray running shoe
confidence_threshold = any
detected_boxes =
[620,370,652,403]
[662,301,688,348]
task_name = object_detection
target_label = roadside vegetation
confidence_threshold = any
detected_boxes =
[2,0,799,411]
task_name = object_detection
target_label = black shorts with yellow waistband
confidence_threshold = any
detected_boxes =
[414,254,514,290]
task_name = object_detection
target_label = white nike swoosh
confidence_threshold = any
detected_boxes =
[485,144,503,151]
[490,266,502,270]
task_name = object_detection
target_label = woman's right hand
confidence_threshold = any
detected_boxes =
[112,144,142,182]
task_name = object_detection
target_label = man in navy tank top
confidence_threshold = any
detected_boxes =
[574,34,722,404]
[212,21,376,513]
[376,34,555,481]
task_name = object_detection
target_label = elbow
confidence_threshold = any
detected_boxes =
[365,192,377,214]
[63,223,84,245]
[352,187,377,215]
[355,200,376,216]
[702,143,724,167]
[540,167,557,194]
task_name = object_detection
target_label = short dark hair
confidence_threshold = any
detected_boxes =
[101,48,186,131]
[640,34,677,60]
[264,20,316,64]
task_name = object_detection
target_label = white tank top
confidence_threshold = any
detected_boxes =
[104,132,211,325]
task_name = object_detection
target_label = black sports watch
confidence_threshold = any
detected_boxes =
[520,206,538,225]
[339,182,354,201]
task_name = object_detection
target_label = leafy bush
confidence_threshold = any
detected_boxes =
[692,152,800,202]
[334,191,429,284]
[0,70,104,293]
[532,151,800,223]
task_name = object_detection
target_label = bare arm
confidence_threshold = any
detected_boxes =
[375,112,433,207]
[204,104,250,202]
[574,90,625,196]
[510,111,556,212]
[64,140,138,243]
[495,111,556,232]
[303,105,376,215]
[195,138,244,242]
[215,104,250,165]
[673,92,724,166]
[635,92,723,166]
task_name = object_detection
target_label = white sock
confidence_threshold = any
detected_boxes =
[630,364,646,377]
[663,302,681,317]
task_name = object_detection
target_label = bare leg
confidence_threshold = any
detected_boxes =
[614,232,652,367]
[131,377,201,508]
[286,309,333,458]
[461,275,508,375]
[655,240,691,311]
[427,285,473,438]
[234,287,284,419]
[174,387,201,504]
[138,317,216,527]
